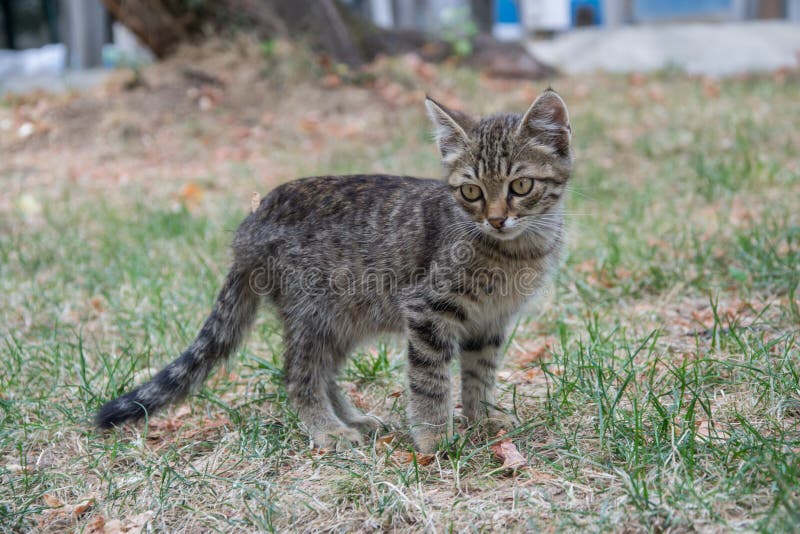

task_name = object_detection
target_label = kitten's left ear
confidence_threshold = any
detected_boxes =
[425,96,476,164]
[516,89,572,157]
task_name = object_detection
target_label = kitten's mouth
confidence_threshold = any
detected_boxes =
[483,225,523,241]
[493,230,520,241]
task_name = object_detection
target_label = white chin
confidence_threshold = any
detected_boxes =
[483,228,522,241]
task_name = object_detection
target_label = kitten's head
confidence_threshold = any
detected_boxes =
[425,90,572,241]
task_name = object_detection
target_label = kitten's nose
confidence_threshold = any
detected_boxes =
[488,217,507,230]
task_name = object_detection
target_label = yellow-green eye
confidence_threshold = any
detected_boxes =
[460,183,483,201]
[510,177,533,196]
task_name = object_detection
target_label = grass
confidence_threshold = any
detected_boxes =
[1,43,799,531]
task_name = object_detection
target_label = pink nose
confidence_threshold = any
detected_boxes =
[488,217,506,229]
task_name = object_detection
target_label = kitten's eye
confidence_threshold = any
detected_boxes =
[510,177,533,196]
[460,184,483,201]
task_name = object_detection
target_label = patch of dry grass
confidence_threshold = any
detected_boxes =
[1,39,799,532]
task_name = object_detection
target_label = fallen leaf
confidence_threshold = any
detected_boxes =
[85,515,105,534]
[521,368,541,382]
[72,498,94,518]
[40,494,96,523]
[103,519,126,533]
[490,431,527,470]
[376,433,397,447]
[512,336,556,365]
[180,417,230,441]
[90,296,105,313]
[298,116,321,134]
[391,451,434,466]
[178,182,203,208]
[102,510,155,534]
[321,74,342,88]
[43,494,63,508]
[250,192,261,213]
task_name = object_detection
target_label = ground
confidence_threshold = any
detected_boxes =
[1,38,799,532]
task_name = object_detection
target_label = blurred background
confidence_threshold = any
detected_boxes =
[2,0,800,89]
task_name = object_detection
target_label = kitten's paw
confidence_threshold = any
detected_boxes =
[486,411,518,434]
[464,409,518,434]
[312,426,364,450]
[348,414,385,434]
[411,427,449,454]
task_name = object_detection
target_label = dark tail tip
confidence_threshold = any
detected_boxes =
[95,391,148,429]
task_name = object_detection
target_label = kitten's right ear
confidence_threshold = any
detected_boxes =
[516,89,572,157]
[425,96,476,164]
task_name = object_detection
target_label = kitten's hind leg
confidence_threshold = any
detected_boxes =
[283,338,361,449]
[327,379,384,434]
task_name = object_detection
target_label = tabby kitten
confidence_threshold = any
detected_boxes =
[96,89,573,452]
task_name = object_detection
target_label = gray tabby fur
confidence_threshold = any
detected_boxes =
[95,90,573,452]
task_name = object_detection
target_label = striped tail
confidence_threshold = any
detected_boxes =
[95,268,259,428]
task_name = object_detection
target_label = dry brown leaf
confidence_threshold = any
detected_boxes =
[298,116,321,134]
[521,368,542,382]
[102,510,155,534]
[43,494,63,508]
[490,431,527,470]
[391,451,435,466]
[180,417,230,441]
[72,498,95,518]
[178,182,203,206]
[321,74,342,89]
[512,336,556,366]
[250,192,261,213]
[41,494,96,522]
[85,515,105,534]
[376,433,397,447]
[90,296,105,313]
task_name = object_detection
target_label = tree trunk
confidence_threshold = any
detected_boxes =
[100,0,552,78]
[100,0,439,64]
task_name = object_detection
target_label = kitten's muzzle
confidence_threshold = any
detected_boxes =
[488,217,507,230]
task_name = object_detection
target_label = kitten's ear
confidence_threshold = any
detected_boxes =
[425,96,476,163]
[516,89,572,157]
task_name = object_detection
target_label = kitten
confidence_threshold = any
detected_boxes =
[95,90,573,452]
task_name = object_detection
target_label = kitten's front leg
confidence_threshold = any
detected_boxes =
[406,318,456,453]
[460,333,514,431]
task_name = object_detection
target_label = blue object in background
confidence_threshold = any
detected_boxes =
[633,0,732,20]
[493,0,522,40]
[495,0,521,23]
[571,0,603,26]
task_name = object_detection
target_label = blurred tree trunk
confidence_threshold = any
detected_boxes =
[99,0,215,58]
[470,0,493,33]
[100,0,552,78]
[100,0,426,65]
